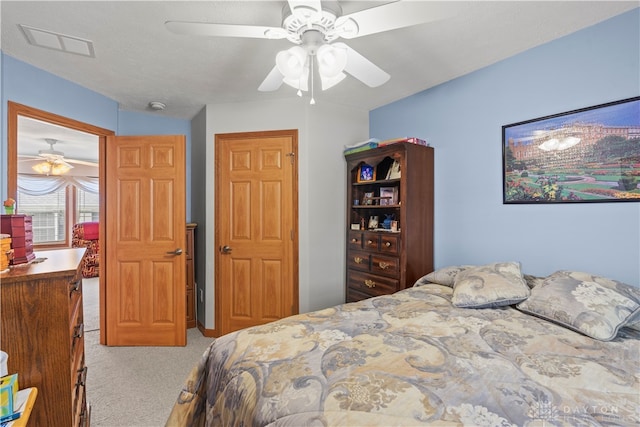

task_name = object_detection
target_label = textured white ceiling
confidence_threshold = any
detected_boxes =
[2,1,637,123]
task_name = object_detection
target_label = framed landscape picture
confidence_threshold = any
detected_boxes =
[502,96,640,204]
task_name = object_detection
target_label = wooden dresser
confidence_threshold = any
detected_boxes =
[186,223,197,328]
[0,248,90,426]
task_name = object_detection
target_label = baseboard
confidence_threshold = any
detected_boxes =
[197,320,218,338]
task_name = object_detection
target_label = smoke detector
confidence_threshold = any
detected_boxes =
[148,101,166,111]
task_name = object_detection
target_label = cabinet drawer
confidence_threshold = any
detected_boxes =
[370,254,399,277]
[70,297,84,351]
[186,260,194,291]
[69,275,83,319]
[185,227,194,260]
[363,232,379,250]
[380,234,400,255]
[347,231,363,250]
[73,362,88,427]
[347,287,377,303]
[348,270,399,298]
[347,251,370,271]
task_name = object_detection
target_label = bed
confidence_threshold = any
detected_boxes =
[167,262,640,426]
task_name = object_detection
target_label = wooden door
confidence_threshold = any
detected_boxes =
[105,135,186,346]
[215,130,298,335]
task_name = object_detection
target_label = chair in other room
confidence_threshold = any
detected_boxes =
[72,222,99,278]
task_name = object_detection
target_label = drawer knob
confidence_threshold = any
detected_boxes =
[69,279,81,295]
[76,366,88,387]
[364,279,376,288]
[378,262,390,270]
[385,242,392,247]
[73,323,84,339]
[351,238,358,243]
[354,257,364,264]
[367,240,374,245]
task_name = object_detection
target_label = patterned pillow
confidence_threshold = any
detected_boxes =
[626,320,640,332]
[452,262,530,308]
[416,265,474,288]
[516,270,640,341]
[523,274,546,289]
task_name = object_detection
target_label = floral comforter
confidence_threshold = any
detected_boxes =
[166,284,639,426]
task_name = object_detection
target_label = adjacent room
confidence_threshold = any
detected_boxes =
[1,1,638,426]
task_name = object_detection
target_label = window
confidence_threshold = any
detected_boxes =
[18,187,68,244]
[77,187,99,223]
[16,175,99,248]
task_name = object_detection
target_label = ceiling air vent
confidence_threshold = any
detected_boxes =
[19,24,95,57]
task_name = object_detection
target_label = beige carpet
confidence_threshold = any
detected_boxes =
[83,277,100,332]
[82,278,213,426]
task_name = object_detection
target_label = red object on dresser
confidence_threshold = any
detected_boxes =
[0,214,35,265]
[72,222,100,277]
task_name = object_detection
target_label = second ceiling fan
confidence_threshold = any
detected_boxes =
[166,0,440,101]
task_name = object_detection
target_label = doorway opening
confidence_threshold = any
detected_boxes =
[8,101,114,343]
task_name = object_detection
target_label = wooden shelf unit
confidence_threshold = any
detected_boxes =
[345,143,434,302]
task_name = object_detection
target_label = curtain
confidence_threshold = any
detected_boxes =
[18,174,99,195]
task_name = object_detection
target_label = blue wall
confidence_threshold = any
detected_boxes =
[1,54,192,219]
[371,9,640,286]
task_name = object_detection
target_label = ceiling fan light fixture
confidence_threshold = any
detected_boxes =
[32,160,73,176]
[320,71,346,90]
[276,46,307,79]
[283,63,309,91]
[317,44,347,78]
[50,162,73,175]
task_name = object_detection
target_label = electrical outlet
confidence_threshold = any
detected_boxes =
[199,288,203,303]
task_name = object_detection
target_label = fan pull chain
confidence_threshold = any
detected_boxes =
[310,58,316,105]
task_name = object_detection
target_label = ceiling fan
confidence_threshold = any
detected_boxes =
[166,0,440,101]
[19,139,97,175]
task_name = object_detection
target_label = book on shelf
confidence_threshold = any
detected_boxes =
[343,138,379,155]
[378,137,428,147]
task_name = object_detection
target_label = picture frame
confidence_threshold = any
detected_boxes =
[357,163,376,182]
[502,96,640,204]
[379,187,398,206]
[363,192,374,205]
[368,215,379,229]
[386,160,401,179]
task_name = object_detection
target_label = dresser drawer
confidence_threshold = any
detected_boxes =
[347,250,370,271]
[347,231,363,250]
[73,359,88,427]
[380,234,400,255]
[71,336,85,387]
[347,270,399,298]
[363,232,379,250]
[370,254,399,277]
[69,275,83,319]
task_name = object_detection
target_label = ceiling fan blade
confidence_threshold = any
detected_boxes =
[165,21,287,39]
[338,43,390,88]
[18,155,40,161]
[335,1,449,39]
[258,65,285,92]
[66,158,98,167]
[56,159,75,169]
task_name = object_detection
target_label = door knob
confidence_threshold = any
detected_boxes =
[166,248,183,255]
[220,245,232,254]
